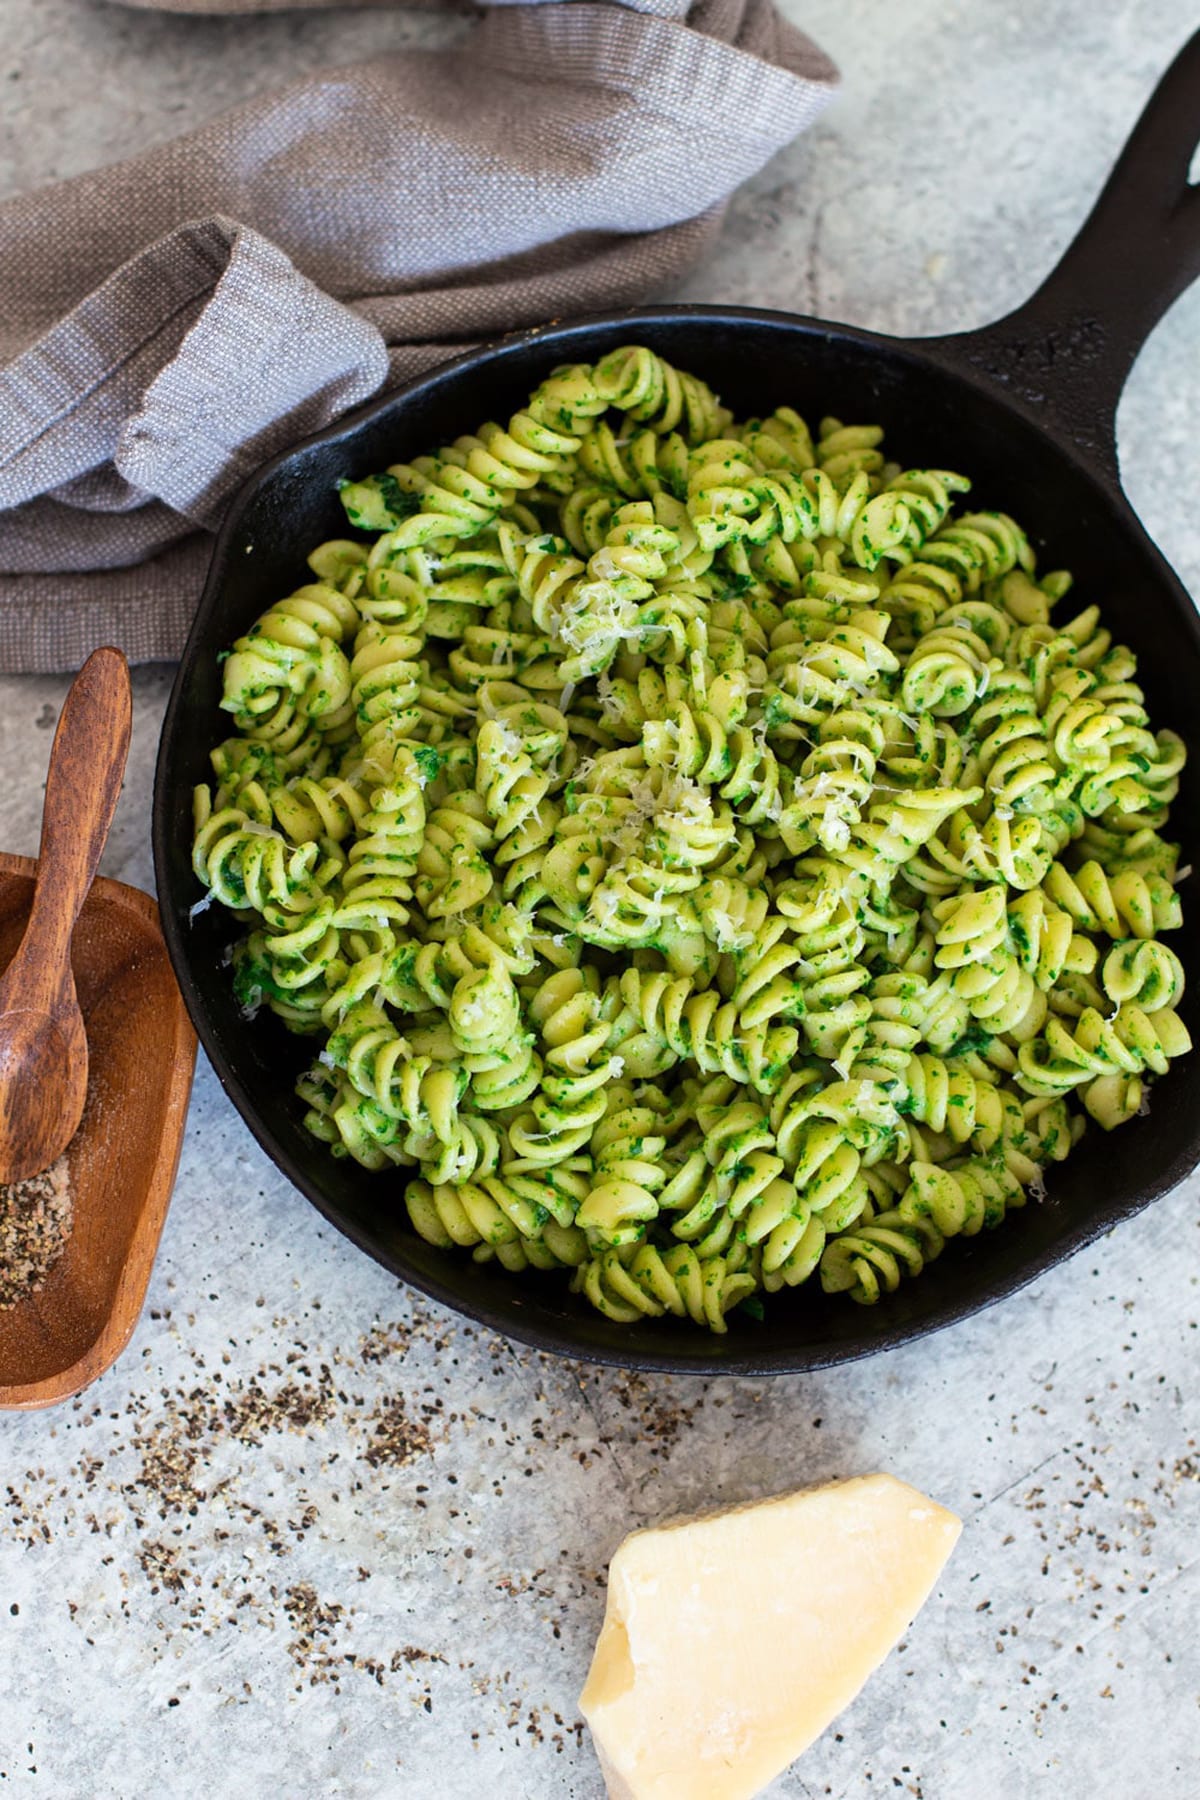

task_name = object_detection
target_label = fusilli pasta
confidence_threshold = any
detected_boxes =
[194,348,1191,1332]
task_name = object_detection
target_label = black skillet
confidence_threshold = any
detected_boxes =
[153,32,1200,1374]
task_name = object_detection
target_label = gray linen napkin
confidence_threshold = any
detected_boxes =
[0,0,837,673]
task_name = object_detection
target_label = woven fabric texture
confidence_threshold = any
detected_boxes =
[0,0,836,671]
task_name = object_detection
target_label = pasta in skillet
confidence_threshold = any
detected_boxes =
[193,345,1191,1332]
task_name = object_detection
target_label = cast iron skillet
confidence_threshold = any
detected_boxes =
[154,33,1200,1373]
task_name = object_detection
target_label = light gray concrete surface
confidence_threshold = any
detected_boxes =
[2,2,1199,1795]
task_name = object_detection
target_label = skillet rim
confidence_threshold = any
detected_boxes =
[152,300,1200,1374]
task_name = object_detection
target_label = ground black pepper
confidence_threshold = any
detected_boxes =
[0,1154,71,1308]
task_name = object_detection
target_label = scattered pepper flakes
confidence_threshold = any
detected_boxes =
[362,1394,434,1469]
[138,1540,189,1596]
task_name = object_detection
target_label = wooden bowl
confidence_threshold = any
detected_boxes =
[0,853,196,1409]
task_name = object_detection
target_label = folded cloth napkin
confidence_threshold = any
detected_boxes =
[0,0,837,673]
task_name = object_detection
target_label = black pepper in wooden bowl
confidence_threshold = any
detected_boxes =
[0,1155,72,1308]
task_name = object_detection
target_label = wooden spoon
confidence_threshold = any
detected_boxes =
[0,648,132,1184]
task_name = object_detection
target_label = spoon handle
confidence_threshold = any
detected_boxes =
[22,649,133,1002]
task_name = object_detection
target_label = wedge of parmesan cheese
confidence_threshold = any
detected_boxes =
[579,1473,961,1800]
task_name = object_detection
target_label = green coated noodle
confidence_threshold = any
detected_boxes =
[191,346,1192,1332]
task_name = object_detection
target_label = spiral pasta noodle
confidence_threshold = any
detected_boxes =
[193,346,1191,1333]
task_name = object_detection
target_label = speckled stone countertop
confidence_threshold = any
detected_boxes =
[1,3,1199,1795]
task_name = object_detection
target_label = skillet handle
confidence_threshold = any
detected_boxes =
[930,29,1200,482]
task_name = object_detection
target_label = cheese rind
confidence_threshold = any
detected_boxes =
[579,1472,961,1800]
